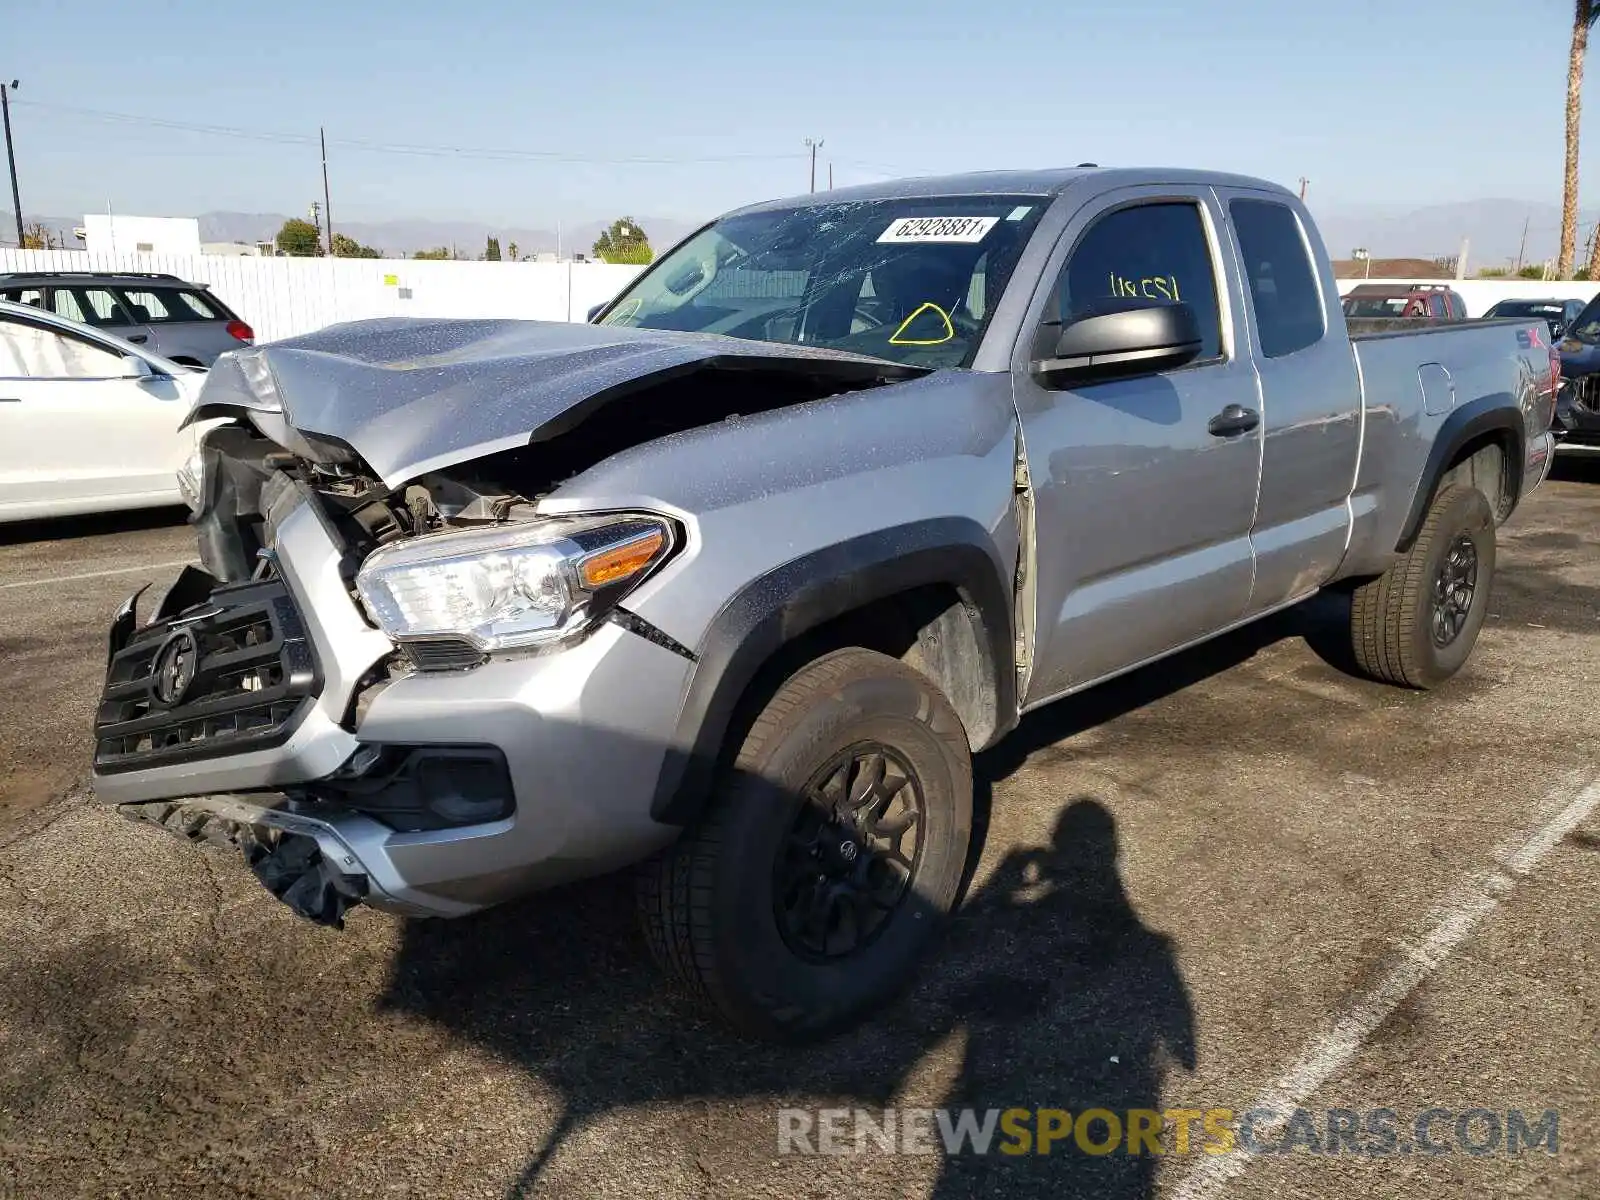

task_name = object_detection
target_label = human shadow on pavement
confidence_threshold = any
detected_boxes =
[382,716,1196,1200]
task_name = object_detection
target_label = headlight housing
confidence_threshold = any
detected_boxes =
[353,515,674,656]
[176,448,207,513]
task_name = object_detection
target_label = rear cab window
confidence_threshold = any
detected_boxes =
[1229,199,1325,358]
[1053,201,1225,361]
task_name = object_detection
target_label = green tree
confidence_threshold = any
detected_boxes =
[413,246,452,260]
[331,232,382,259]
[593,217,652,265]
[276,218,323,257]
[1560,2,1600,277]
[485,235,502,262]
[507,240,519,262]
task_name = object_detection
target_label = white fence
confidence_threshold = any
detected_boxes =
[0,248,644,343]
[1336,277,1600,318]
[3,248,1596,340]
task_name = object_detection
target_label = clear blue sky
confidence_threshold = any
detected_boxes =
[5,0,1584,229]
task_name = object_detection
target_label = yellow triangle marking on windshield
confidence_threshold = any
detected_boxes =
[888,301,955,346]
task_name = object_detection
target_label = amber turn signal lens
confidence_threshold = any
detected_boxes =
[577,528,666,590]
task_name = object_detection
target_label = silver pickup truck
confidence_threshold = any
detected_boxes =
[92,167,1557,1040]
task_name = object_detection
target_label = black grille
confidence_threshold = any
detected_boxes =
[94,577,321,773]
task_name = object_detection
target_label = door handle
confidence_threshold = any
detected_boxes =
[126,334,149,344]
[1208,403,1260,437]
[0,397,18,403]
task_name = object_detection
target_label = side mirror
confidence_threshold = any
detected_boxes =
[120,354,155,379]
[1031,299,1203,386]
[586,303,605,323]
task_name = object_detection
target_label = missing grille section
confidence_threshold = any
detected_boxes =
[94,579,322,773]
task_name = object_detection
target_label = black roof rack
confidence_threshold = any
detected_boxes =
[0,271,199,284]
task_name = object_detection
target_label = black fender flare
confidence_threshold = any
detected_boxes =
[1394,395,1526,553]
[649,517,1017,825]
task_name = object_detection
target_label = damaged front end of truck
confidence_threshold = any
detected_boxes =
[91,317,924,927]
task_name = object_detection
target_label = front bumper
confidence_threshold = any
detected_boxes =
[91,493,696,921]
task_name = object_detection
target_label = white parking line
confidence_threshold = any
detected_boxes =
[1172,773,1600,1200]
[0,560,196,590]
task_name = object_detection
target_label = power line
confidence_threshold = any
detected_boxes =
[13,98,810,166]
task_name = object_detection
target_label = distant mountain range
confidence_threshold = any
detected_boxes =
[2,199,1587,272]
[3,210,703,259]
[1308,199,1589,273]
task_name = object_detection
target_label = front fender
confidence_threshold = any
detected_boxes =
[649,517,1015,824]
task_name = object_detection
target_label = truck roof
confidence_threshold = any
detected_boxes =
[731,166,1297,215]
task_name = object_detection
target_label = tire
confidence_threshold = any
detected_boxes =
[1350,484,1496,689]
[638,647,973,1042]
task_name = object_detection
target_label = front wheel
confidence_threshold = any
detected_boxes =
[637,648,973,1041]
[1349,484,1496,689]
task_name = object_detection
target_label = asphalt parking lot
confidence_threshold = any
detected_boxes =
[0,463,1596,1200]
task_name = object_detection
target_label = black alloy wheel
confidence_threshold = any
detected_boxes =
[774,743,926,961]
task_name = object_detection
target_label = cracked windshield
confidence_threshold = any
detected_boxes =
[599,197,1045,367]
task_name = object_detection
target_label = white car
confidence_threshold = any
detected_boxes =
[0,298,209,523]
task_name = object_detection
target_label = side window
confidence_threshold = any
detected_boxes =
[50,289,88,323]
[116,289,173,324]
[1229,199,1325,358]
[164,289,222,320]
[1057,201,1223,361]
[71,288,133,327]
[2,288,45,308]
[0,318,127,378]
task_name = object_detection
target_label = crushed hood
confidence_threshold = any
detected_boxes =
[185,317,927,487]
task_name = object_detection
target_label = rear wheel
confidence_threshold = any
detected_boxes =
[638,648,972,1041]
[1349,484,1496,688]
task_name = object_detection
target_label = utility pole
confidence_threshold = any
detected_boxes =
[1298,177,1309,201]
[2,80,23,249]
[1515,216,1530,273]
[320,126,334,257]
[828,161,833,190]
[804,137,824,193]
[310,200,322,253]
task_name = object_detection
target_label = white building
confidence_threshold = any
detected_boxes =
[201,241,275,257]
[81,214,202,257]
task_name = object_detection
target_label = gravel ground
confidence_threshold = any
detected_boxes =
[0,464,1596,1200]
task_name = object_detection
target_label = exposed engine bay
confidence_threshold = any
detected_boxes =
[191,355,912,583]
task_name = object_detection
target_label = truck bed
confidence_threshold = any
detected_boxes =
[1344,316,1530,339]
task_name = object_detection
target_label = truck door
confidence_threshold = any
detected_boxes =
[1219,192,1362,613]
[1011,188,1263,703]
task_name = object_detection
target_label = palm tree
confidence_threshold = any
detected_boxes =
[1561,1,1600,278]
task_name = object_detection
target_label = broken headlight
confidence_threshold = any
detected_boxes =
[176,447,207,513]
[353,515,674,654]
